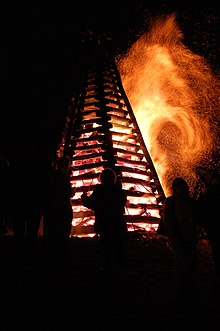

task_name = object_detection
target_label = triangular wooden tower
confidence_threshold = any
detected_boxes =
[57,34,165,237]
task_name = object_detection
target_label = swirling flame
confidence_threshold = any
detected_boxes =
[117,13,220,196]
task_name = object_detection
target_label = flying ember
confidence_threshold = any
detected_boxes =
[117,13,220,197]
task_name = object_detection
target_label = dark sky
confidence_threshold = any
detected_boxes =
[1,1,220,160]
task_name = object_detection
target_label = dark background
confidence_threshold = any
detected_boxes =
[1,1,220,161]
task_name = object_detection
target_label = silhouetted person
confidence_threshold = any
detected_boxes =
[196,170,220,302]
[10,145,44,266]
[24,146,46,263]
[10,147,31,265]
[163,177,198,305]
[0,154,10,236]
[42,156,73,270]
[81,167,127,270]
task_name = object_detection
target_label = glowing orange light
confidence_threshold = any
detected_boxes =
[62,13,220,237]
[117,13,220,197]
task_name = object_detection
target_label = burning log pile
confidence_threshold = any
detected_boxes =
[57,36,165,237]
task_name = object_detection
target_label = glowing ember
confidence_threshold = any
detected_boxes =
[117,13,220,196]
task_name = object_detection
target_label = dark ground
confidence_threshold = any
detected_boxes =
[0,232,219,330]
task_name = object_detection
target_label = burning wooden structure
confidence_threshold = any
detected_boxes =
[57,34,165,237]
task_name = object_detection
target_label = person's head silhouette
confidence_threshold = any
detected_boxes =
[100,168,116,185]
[172,177,189,197]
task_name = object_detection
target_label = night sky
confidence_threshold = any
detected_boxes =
[1,1,220,161]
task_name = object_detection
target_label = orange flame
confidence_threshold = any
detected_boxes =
[117,13,220,196]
